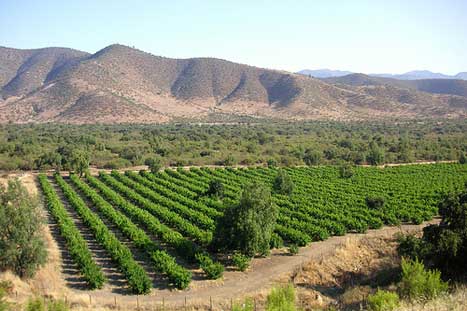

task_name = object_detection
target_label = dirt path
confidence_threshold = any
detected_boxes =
[73,220,438,309]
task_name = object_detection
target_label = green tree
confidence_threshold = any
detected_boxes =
[213,182,278,257]
[367,143,385,165]
[0,180,47,278]
[69,150,89,177]
[339,164,354,178]
[459,152,467,164]
[273,169,294,196]
[205,180,224,198]
[303,150,321,166]
[145,156,162,173]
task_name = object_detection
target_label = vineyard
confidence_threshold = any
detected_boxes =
[38,164,467,294]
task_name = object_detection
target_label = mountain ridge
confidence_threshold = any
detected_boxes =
[0,44,466,124]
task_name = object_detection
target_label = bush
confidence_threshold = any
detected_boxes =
[145,156,162,173]
[399,258,448,301]
[269,233,284,249]
[0,281,12,311]
[205,180,224,198]
[266,284,297,311]
[288,244,299,255]
[365,196,385,210]
[339,164,354,178]
[0,179,47,278]
[25,297,69,311]
[232,253,251,271]
[273,169,294,196]
[195,253,224,279]
[232,298,254,311]
[26,297,45,311]
[367,289,399,311]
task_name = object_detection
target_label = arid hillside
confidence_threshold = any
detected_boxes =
[1,45,466,124]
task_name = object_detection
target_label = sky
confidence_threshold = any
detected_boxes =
[1,0,467,74]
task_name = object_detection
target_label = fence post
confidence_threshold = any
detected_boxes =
[137,295,139,310]
[254,298,257,311]
[89,294,91,306]
[210,296,212,310]
[185,296,187,310]
[231,297,233,310]
[162,297,165,310]
[114,296,117,308]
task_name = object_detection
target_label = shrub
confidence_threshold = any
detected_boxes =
[288,244,299,255]
[196,253,224,279]
[269,233,284,249]
[459,152,467,164]
[339,164,354,178]
[365,196,385,210]
[205,180,224,198]
[145,156,162,173]
[273,169,294,196]
[26,297,45,311]
[0,281,12,311]
[266,284,297,311]
[0,179,47,278]
[232,298,254,311]
[232,253,251,272]
[399,258,448,301]
[367,289,399,311]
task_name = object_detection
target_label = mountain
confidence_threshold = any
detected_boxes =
[298,69,467,81]
[0,45,466,124]
[297,69,353,78]
[323,73,467,98]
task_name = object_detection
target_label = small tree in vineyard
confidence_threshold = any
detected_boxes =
[273,169,294,196]
[213,182,278,257]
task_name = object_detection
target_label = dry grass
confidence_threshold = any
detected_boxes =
[396,285,467,311]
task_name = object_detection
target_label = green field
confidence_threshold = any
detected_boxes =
[38,163,467,294]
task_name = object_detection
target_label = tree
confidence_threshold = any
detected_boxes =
[303,150,321,166]
[205,180,224,198]
[366,196,385,210]
[398,184,467,278]
[273,169,294,196]
[339,164,354,178]
[213,182,278,257]
[69,150,89,177]
[0,179,47,278]
[459,152,467,164]
[145,157,162,173]
[367,143,385,165]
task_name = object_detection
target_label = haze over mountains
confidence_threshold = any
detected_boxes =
[298,69,467,80]
[0,44,466,124]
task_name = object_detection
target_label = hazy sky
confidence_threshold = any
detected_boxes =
[1,0,466,74]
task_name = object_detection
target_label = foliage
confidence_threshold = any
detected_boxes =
[397,184,467,277]
[459,152,467,164]
[195,253,224,279]
[25,298,69,311]
[145,156,162,173]
[367,289,400,311]
[288,244,299,255]
[232,298,255,311]
[69,150,89,176]
[339,164,354,178]
[232,253,251,271]
[38,175,105,289]
[205,179,224,198]
[54,173,152,294]
[399,258,448,301]
[0,281,12,311]
[303,150,321,166]
[273,169,294,196]
[266,284,297,311]
[366,197,385,210]
[213,182,278,257]
[367,143,385,165]
[269,233,284,249]
[0,179,47,278]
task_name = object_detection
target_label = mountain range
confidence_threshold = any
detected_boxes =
[0,44,466,124]
[298,69,467,80]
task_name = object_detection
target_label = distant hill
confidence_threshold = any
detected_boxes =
[0,45,466,124]
[297,69,353,78]
[323,73,467,98]
[298,69,467,81]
